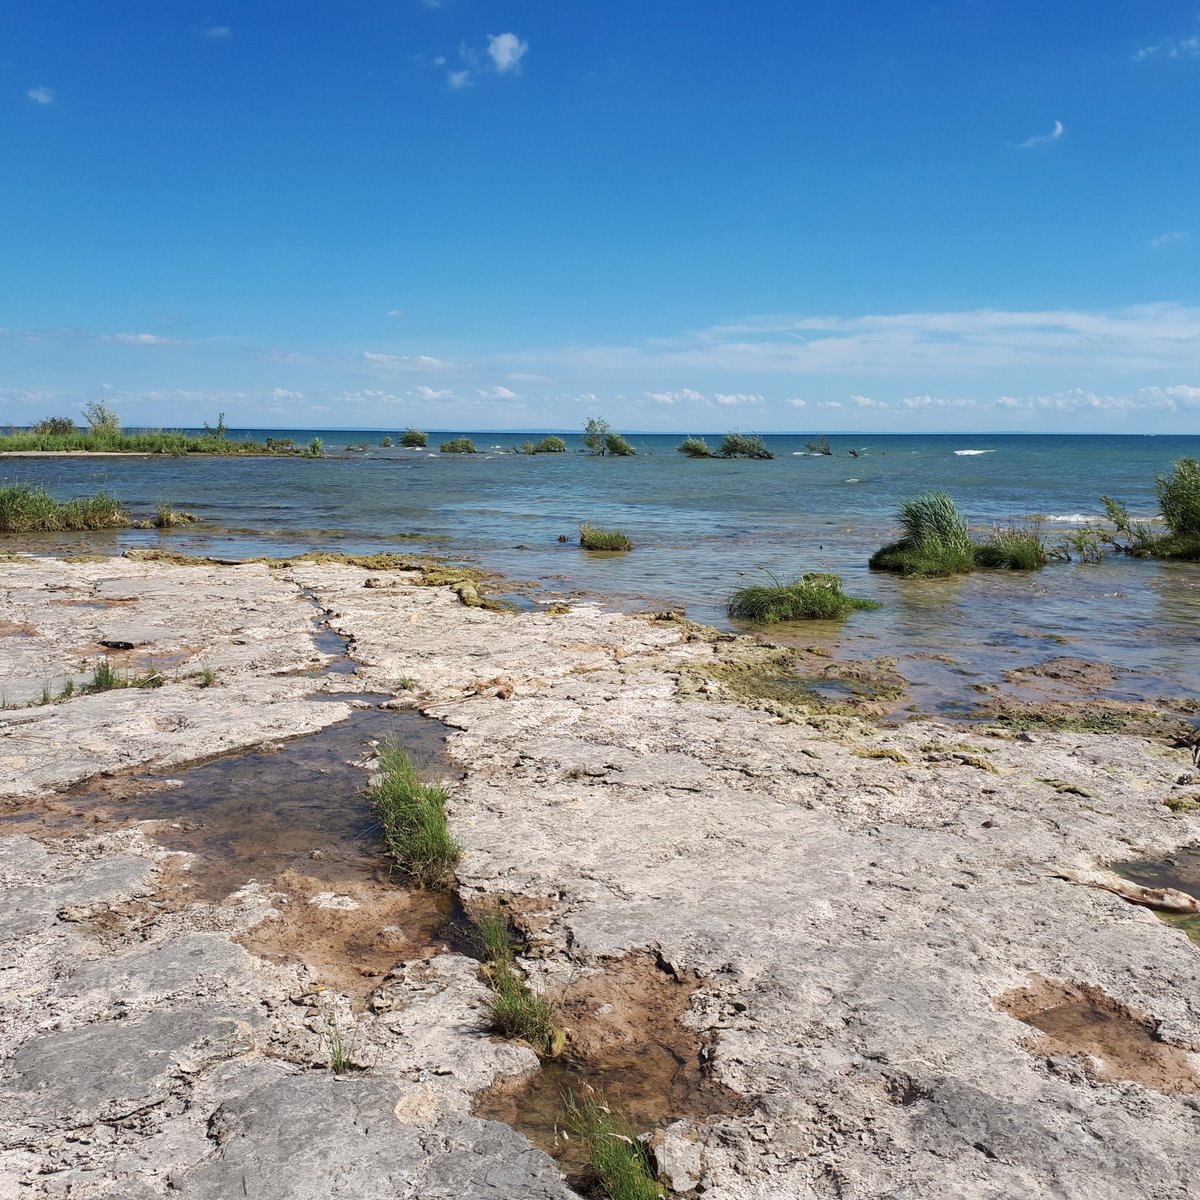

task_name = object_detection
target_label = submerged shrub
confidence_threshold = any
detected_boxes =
[718,432,773,459]
[677,436,714,458]
[583,418,635,456]
[439,437,477,454]
[806,435,832,455]
[513,435,567,454]
[370,740,460,887]
[604,431,635,456]
[153,501,197,529]
[579,524,633,551]
[400,428,427,448]
[729,572,880,622]
[380,434,393,448]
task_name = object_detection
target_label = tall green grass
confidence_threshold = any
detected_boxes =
[579,524,633,551]
[370,740,460,887]
[870,491,976,577]
[0,430,294,456]
[973,525,1048,570]
[729,572,879,622]
[565,1094,664,1200]
[1157,458,1200,537]
[0,484,129,533]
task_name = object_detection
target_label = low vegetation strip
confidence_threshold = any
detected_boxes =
[370,740,461,887]
[579,524,633,551]
[729,572,880,622]
[0,484,129,533]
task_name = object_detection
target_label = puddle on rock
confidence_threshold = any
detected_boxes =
[1113,848,1200,942]
[998,977,1200,1094]
[301,587,358,675]
[474,951,741,1180]
[12,706,458,1004]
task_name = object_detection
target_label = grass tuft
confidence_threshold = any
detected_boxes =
[370,740,461,887]
[579,524,633,551]
[973,524,1048,570]
[870,490,976,577]
[488,961,561,1053]
[0,483,130,533]
[677,436,714,458]
[565,1094,665,1200]
[153,501,198,529]
[439,437,477,454]
[728,571,879,622]
[718,432,773,459]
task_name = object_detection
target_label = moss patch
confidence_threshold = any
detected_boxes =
[976,697,1197,740]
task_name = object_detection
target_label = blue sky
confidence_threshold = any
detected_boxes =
[3,0,1200,433]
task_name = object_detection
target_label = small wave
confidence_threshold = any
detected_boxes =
[1043,513,1093,523]
[953,449,994,456]
[844,477,864,484]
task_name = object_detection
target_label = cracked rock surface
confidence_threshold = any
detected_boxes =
[4,554,1200,1198]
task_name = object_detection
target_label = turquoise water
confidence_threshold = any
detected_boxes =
[6,431,1200,712]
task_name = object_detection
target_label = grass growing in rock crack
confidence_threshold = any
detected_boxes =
[565,1093,665,1200]
[82,662,164,693]
[579,524,633,551]
[729,571,879,623]
[370,740,460,887]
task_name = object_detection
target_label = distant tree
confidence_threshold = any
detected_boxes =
[82,401,120,437]
[582,417,610,454]
[400,428,427,448]
[204,412,229,439]
[32,416,78,436]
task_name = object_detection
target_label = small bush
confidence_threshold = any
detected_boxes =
[439,437,476,454]
[82,401,121,437]
[806,435,832,455]
[729,572,880,622]
[604,431,636,456]
[1156,458,1200,537]
[31,416,77,436]
[565,1094,664,1200]
[718,432,773,459]
[380,435,393,448]
[265,436,296,452]
[153,502,197,529]
[677,436,714,458]
[370,740,460,887]
[0,484,129,533]
[304,437,324,458]
[580,524,633,551]
[400,428,428,448]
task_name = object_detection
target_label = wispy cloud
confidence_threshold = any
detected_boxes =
[203,26,232,39]
[1134,35,1200,62]
[714,392,763,406]
[447,70,472,89]
[363,351,452,369]
[414,385,453,400]
[1149,230,1188,249]
[488,32,528,74]
[26,87,54,105]
[477,385,521,400]
[997,385,1200,412]
[1017,119,1064,149]
[644,388,705,405]
[106,332,181,346]
[386,309,405,318]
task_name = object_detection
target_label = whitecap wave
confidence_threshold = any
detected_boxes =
[1042,513,1093,523]
[953,449,995,456]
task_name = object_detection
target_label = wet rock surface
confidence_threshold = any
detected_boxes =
[4,553,1200,1198]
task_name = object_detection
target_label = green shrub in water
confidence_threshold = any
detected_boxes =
[1157,458,1200,538]
[579,524,633,551]
[400,428,428,448]
[439,437,477,454]
[718,432,773,459]
[677,436,714,458]
[870,491,976,577]
[729,572,880,622]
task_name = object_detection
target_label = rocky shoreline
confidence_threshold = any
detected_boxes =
[2,552,1200,1198]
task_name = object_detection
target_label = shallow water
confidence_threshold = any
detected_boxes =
[7,431,1200,711]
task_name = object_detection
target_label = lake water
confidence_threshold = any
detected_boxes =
[6,430,1200,714]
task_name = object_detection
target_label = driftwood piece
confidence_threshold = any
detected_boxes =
[1054,867,1200,914]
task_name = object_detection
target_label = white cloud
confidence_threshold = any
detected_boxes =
[897,394,977,409]
[644,388,705,405]
[1150,230,1188,249]
[488,32,528,73]
[448,70,472,89]
[714,392,764,406]
[1135,35,1200,62]
[386,309,405,318]
[363,351,451,369]
[26,87,54,105]
[1017,119,1064,149]
[785,398,806,408]
[851,394,884,408]
[477,385,520,399]
[203,26,232,39]
[997,385,1200,413]
[414,385,453,400]
[109,332,179,346]
[272,388,303,400]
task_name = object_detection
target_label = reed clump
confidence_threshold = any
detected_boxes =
[439,437,477,454]
[870,491,977,577]
[729,572,880,622]
[370,740,460,887]
[580,524,633,551]
[0,484,129,533]
[677,436,715,458]
[565,1093,665,1200]
[718,432,773,459]
[972,524,1049,570]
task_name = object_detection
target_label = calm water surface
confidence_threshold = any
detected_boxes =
[7,431,1200,712]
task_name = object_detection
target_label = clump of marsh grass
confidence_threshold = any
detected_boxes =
[0,484,130,533]
[565,1093,664,1200]
[380,434,393,447]
[304,436,325,458]
[729,571,880,622]
[370,740,460,887]
[677,436,714,458]
[869,490,976,577]
[512,435,567,454]
[1157,457,1200,537]
[579,524,633,551]
[152,501,197,529]
[400,428,427,448]
[973,524,1049,570]
[439,437,477,454]
[718,432,773,459]
[81,662,165,693]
